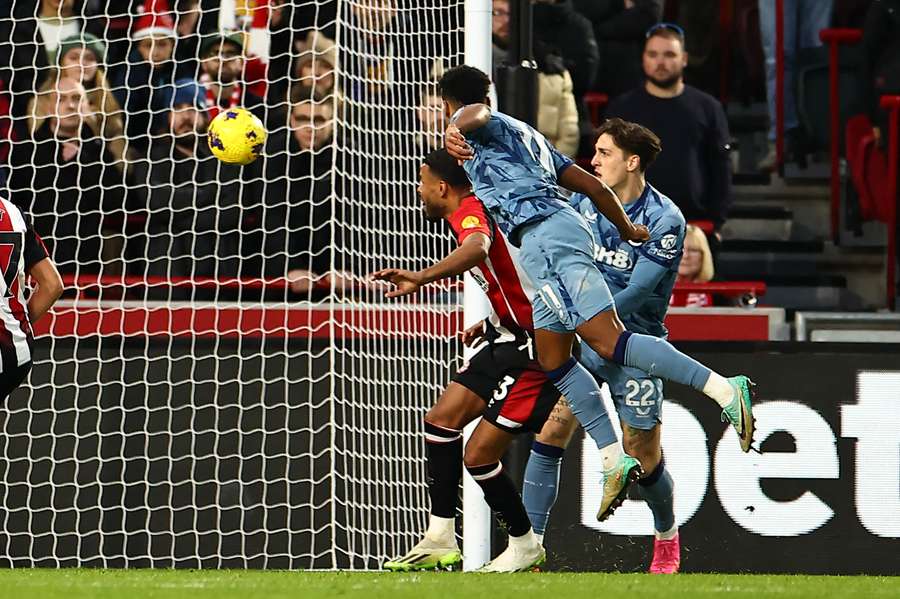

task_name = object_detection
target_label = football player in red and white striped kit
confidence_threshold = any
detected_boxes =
[375,149,551,573]
[0,194,63,400]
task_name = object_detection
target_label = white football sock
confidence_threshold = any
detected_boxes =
[534,532,544,545]
[425,514,455,544]
[600,442,625,471]
[655,525,678,541]
[508,528,539,550]
[702,372,734,409]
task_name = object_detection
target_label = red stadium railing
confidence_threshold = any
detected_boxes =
[819,28,864,241]
[687,219,716,235]
[583,92,609,129]
[880,94,900,310]
[38,276,772,340]
[670,280,766,303]
[58,274,765,295]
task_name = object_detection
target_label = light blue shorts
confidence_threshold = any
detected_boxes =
[517,207,615,333]
[578,340,663,430]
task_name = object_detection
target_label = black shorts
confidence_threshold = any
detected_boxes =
[0,361,32,402]
[452,340,558,434]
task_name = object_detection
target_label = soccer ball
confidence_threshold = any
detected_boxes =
[207,107,267,165]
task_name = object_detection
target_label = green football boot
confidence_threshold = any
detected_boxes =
[383,537,462,572]
[596,454,643,522]
[721,375,757,453]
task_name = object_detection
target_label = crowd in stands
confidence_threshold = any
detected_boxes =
[0,0,895,304]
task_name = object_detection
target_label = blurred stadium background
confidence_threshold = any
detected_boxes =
[0,0,898,593]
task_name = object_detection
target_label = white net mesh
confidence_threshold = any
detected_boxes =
[0,0,465,568]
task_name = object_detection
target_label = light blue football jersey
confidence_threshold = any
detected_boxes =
[459,110,574,242]
[570,184,686,337]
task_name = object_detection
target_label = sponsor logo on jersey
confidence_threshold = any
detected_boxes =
[470,270,490,293]
[648,234,680,261]
[593,245,632,270]
[461,215,481,230]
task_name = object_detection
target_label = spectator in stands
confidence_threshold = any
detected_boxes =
[129,78,249,285]
[6,77,126,275]
[531,0,598,107]
[0,79,12,188]
[606,24,732,243]
[51,33,132,171]
[198,31,271,128]
[112,0,177,155]
[0,0,90,133]
[257,84,352,296]
[860,0,900,148]
[294,33,337,97]
[172,0,219,81]
[573,0,663,99]
[413,87,444,153]
[757,0,834,171]
[671,224,714,308]
[492,0,579,157]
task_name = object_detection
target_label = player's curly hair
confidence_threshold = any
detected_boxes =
[424,148,470,188]
[596,118,662,172]
[438,65,491,106]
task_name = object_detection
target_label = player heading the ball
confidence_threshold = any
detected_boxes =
[439,65,756,520]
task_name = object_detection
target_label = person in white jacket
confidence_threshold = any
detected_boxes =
[492,0,580,157]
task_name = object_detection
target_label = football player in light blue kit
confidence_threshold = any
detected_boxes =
[439,66,755,542]
[522,119,724,574]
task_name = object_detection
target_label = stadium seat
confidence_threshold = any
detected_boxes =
[732,0,766,104]
[583,92,609,129]
[845,114,889,223]
[796,39,865,152]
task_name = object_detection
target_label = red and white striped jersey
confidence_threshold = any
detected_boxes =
[0,196,49,371]
[448,195,536,342]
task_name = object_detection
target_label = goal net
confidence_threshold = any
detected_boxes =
[0,0,466,569]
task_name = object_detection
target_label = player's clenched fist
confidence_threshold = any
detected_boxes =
[621,223,651,243]
[444,124,474,163]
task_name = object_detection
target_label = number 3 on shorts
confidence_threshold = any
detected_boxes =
[490,375,516,406]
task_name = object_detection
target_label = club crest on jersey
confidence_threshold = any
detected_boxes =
[648,233,680,260]
[593,244,632,270]
[461,215,481,230]
[660,234,677,249]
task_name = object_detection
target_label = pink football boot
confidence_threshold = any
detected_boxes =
[649,532,680,574]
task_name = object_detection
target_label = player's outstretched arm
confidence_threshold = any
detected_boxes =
[371,232,491,298]
[26,258,64,323]
[558,164,649,243]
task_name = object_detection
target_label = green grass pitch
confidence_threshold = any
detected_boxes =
[1,570,897,599]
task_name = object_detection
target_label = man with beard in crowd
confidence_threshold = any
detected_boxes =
[253,84,353,297]
[129,78,251,294]
[605,23,732,244]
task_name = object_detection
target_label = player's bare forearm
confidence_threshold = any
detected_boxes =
[27,258,64,323]
[419,233,491,284]
[558,164,649,242]
[450,104,491,133]
[371,234,490,298]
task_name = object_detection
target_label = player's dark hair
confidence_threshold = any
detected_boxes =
[596,118,662,172]
[424,148,470,189]
[438,65,491,106]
